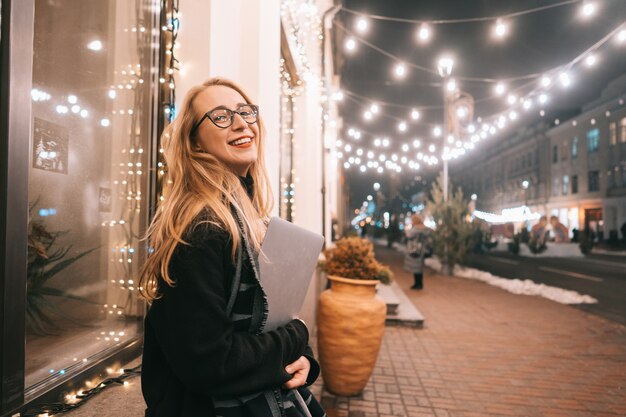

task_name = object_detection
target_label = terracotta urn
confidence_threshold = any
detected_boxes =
[317,275,386,396]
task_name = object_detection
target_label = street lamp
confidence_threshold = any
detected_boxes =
[437,56,454,202]
[522,179,529,207]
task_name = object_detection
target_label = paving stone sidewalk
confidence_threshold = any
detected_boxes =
[64,244,626,417]
[319,245,626,417]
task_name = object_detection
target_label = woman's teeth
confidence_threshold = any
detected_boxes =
[229,138,252,146]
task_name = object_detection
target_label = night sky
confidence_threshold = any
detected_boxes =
[332,0,626,212]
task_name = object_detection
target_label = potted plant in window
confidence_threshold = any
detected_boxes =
[317,236,392,396]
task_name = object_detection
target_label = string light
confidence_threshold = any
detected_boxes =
[580,1,597,18]
[398,121,407,132]
[493,19,509,39]
[345,37,357,52]
[394,62,407,78]
[585,54,597,67]
[356,17,368,33]
[494,83,506,95]
[416,23,432,43]
[410,109,421,120]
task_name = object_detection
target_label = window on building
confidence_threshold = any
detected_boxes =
[608,168,616,189]
[562,175,569,195]
[610,122,617,145]
[572,175,578,194]
[553,176,560,196]
[553,144,558,163]
[588,170,600,192]
[621,117,626,143]
[561,141,567,161]
[572,137,578,159]
[587,128,600,153]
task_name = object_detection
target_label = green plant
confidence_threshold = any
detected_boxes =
[426,174,473,274]
[319,236,393,284]
[27,202,99,335]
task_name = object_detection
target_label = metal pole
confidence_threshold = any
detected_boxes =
[442,74,449,202]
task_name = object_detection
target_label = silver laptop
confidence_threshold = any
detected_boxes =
[258,217,324,331]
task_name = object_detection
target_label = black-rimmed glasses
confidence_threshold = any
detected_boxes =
[191,104,259,134]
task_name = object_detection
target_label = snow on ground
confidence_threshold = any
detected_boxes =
[424,257,597,305]
[372,238,597,305]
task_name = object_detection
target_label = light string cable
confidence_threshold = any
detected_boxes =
[21,365,142,417]
[340,21,626,123]
[341,0,581,25]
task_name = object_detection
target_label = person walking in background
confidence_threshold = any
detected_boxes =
[138,77,324,417]
[404,214,431,290]
[531,215,549,246]
[550,215,570,243]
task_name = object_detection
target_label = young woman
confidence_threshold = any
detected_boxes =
[139,77,325,417]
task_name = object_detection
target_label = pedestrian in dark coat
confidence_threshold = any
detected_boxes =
[139,77,325,417]
[403,214,431,290]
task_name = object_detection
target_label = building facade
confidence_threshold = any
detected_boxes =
[0,0,341,414]
[452,76,626,239]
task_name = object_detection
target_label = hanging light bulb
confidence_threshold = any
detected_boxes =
[363,111,372,120]
[370,103,379,114]
[494,83,506,96]
[540,76,552,87]
[416,23,432,43]
[398,121,407,132]
[493,19,509,39]
[394,63,407,78]
[580,2,597,18]
[617,29,626,44]
[411,109,420,120]
[446,78,457,92]
[355,17,368,34]
[585,54,597,67]
[345,38,356,52]
[506,94,517,105]
[433,126,442,137]
[559,72,571,88]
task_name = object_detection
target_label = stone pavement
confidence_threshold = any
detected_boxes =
[320,245,626,417]
[64,244,626,417]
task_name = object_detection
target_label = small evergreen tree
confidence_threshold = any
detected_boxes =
[426,174,473,275]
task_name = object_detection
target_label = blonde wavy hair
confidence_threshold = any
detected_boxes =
[139,77,273,302]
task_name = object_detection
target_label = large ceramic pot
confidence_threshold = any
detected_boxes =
[317,275,386,396]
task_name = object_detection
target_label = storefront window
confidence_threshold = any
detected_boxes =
[26,0,156,390]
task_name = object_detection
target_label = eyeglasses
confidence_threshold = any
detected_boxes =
[191,104,259,134]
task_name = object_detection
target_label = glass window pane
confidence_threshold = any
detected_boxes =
[26,0,156,389]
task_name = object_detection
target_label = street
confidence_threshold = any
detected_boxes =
[463,250,626,327]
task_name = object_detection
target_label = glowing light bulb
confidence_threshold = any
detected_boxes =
[394,63,407,78]
[67,95,77,104]
[345,38,356,52]
[585,54,597,67]
[433,126,442,137]
[580,2,596,18]
[417,24,432,43]
[100,118,111,127]
[540,76,551,87]
[398,121,407,132]
[446,78,457,92]
[493,19,508,38]
[617,29,626,44]
[494,83,506,96]
[539,94,548,104]
[411,109,420,120]
[363,111,372,120]
[413,139,421,148]
[370,104,379,114]
[356,18,368,33]
[559,72,571,88]
[506,95,517,105]
[87,40,103,51]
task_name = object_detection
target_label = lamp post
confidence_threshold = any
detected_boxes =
[437,56,454,202]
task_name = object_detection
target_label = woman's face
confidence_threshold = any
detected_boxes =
[192,85,259,176]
